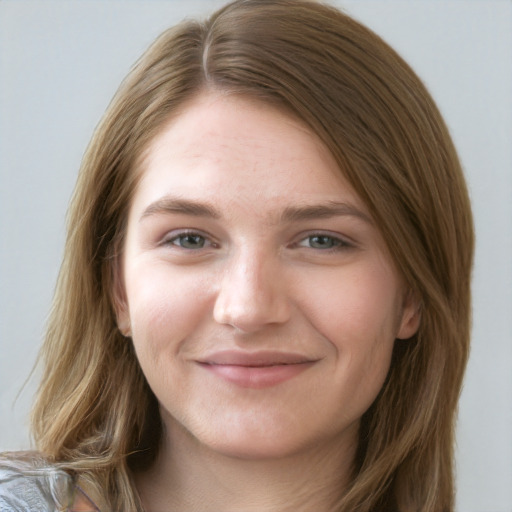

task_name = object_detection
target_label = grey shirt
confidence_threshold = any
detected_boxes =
[0,453,88,512]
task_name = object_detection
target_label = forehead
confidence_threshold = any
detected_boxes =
[132,92,367,216]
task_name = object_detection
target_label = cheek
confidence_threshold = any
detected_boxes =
[301,264,403,348]
[296,262,402,405]
[125,261,213,354]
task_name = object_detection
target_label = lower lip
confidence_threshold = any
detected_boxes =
[198,362,315,389]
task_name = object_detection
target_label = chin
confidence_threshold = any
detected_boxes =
[196,416,350,462]
[206,435,309,461]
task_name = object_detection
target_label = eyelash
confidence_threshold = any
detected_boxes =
[162,230,216,250]
[162,230,352,253]
[294,233,352,252]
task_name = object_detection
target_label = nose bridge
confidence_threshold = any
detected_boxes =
[213,244,290,332]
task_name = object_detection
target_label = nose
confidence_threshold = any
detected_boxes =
[213,248,291,333]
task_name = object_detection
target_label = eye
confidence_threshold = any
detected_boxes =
[166,232,208,250]
[297,234,347,250]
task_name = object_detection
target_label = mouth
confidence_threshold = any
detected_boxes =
[196,350,319,388]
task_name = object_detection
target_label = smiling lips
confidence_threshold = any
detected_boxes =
[197,350,318,388]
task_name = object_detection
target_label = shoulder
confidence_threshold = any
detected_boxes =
[0,451,98,511]
[0,451,73,510]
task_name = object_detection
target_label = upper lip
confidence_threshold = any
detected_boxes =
[197,350,319,367]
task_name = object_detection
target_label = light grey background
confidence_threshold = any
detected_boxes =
[1,1,511,511]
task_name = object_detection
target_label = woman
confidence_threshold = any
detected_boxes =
[0,0,474,510]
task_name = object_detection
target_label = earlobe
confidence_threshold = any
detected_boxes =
[118,323,132,338]
[116,307,132,338]
[113,288,132,337]
[396,291,421,340]
[111,255,132,337]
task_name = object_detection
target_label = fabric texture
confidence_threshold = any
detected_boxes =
[0,453,97,512]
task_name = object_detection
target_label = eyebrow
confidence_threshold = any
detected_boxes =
[280,201,372,224]
[140,197,221,221]
[140,196,371,224]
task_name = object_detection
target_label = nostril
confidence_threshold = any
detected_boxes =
[213,290,290,332]
[212,256,291,331]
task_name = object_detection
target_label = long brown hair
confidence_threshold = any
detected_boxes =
[31,1,474,510]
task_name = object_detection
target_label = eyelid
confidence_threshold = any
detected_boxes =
[293,231,355,250]
[160,228,219,249]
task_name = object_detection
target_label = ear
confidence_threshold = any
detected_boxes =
[396,290,421,340]
[111,252,132,338]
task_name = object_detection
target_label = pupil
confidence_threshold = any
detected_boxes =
[182,235,204,248]
[311,235,333,248]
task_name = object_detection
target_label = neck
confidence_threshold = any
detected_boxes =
[135,416,358,512]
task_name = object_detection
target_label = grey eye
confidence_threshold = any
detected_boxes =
[306,235,341,249]
[172,234,206,249]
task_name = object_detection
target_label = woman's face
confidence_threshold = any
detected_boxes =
[116,93,419,460]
